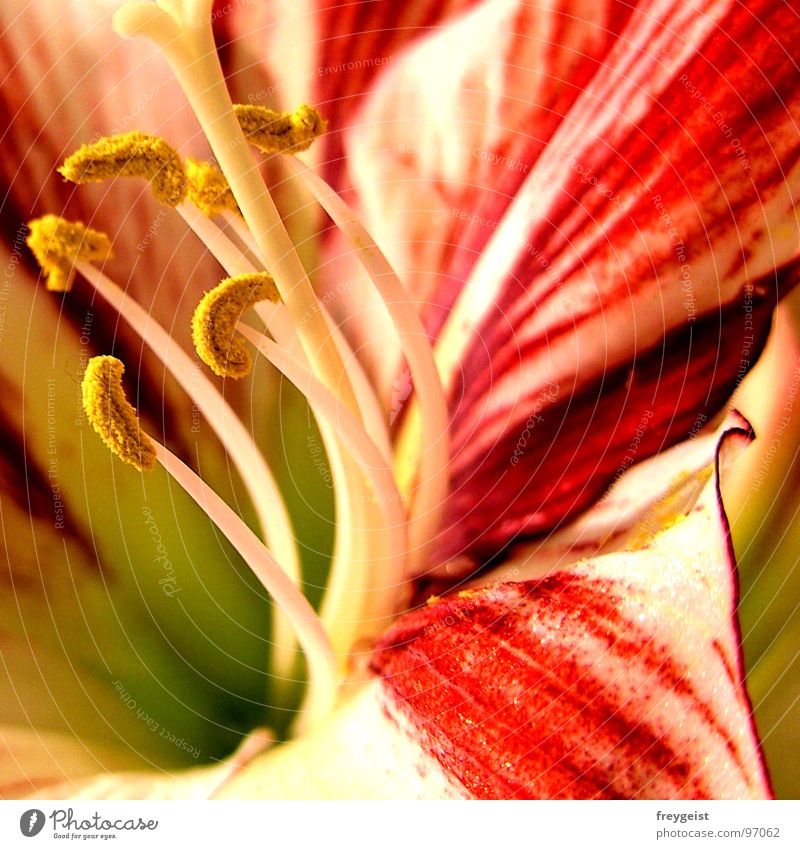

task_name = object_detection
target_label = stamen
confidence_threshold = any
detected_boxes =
[186,157,240,216]
[26,215,112,292]
[239,324,406,538]
[234,104,327,155]
[192,273,280,378]
[73,258,302,679]
[155,442,338,722]
[59,132,188,206]
[83,353,338,720]
[81,356,157,471]
[177,203,257,277]
[323,314,394,464]
[194,209,392,459]
[176,203,297,347]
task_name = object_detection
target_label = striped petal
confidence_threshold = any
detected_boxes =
[436,282,777,564]
[215,0,481,182]
[343,0,800,565]
[457,412,747,587]
[367,418,771,799]
[313,0,484,186]
[347,0,634,327]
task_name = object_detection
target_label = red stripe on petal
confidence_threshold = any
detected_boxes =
[345,0,634,328]
[434,276,777,565]
[435,0,800,470]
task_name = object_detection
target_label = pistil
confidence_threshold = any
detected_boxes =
[112,1,359,416]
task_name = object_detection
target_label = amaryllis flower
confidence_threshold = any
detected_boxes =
[0,0,797,799]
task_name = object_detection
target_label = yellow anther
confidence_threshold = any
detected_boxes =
[82,356,157,472]
[26,215,112,292]
[59,131,187,206]
[192,273,280,379]
[234,104,327,154]
[186,158,240,216]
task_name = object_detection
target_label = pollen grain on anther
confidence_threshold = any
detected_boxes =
[26,214,113,292]
[81,355,157,472]
[59,131,188,206]
[192,272,281,378]
[186,158,241,217]
[234,103,328,154]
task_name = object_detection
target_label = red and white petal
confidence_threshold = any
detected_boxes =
[312,0,483,186]
[330,0,633,394]
[369,420,771,799]
[346,0,800,563]
[436,0,800,413]
[432,281,777,564]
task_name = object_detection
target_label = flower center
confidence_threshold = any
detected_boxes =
[26,0,451,729]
